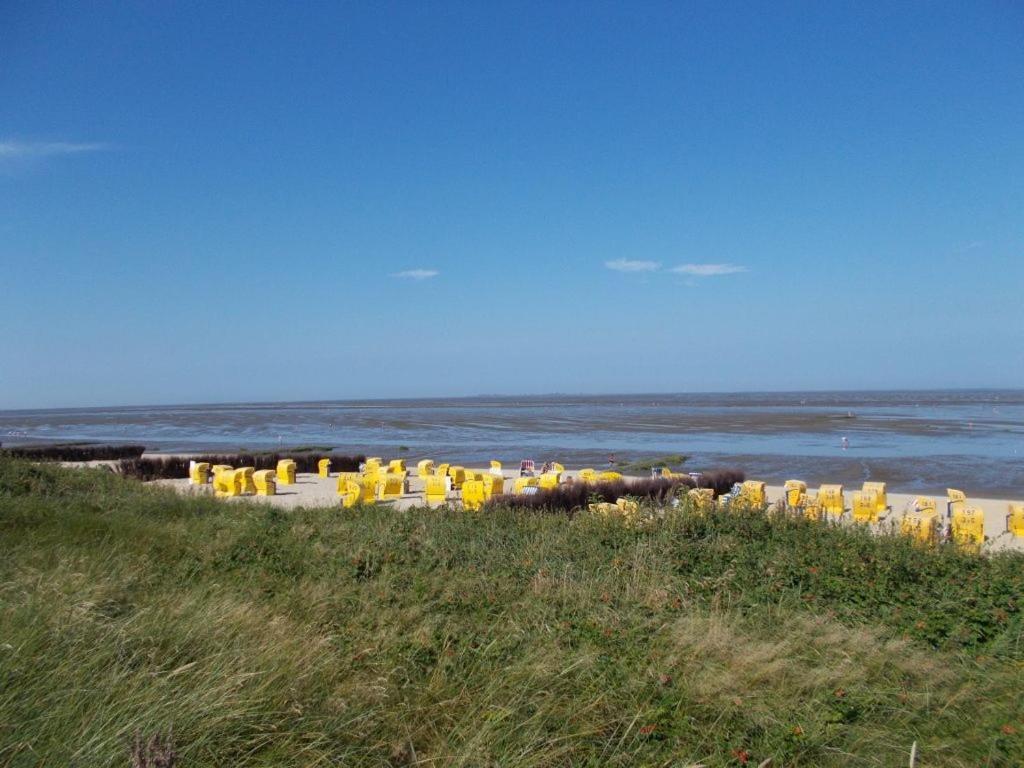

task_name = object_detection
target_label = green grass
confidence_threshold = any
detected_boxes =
[616,454,689,472]
[0,458,1022,767]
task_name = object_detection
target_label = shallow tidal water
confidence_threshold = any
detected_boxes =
[3,390,1023,496]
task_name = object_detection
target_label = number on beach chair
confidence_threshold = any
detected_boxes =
[950,506,985,551]
[852,491,881,524]
[861,482,889,518]
[818,485,845,519]
[901,507,938,544]
[424,475,448,506]
[462,480,485,511]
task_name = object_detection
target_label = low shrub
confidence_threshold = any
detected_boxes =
[1,443,147,462]
[118,452,365,481]
[616,454,689,472]
[488,469,745,514]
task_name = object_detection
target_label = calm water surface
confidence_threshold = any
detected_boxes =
[3,390,1022,495]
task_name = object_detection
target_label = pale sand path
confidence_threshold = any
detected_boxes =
[154,469,1024,553]
[764,486,1023,553]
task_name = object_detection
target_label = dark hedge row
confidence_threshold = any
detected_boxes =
[118,452,366,481]
[488,469,745,514]
[1,444,147,462]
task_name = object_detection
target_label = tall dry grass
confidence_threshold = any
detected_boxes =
[0,458,1021,767]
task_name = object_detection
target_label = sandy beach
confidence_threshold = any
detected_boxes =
[154,465,1024,554]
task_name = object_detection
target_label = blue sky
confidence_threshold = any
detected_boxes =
[2,1,1022,408]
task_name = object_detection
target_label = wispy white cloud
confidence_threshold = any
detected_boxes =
[669,263,747,277]
[604,259,661,273]
[0,140,108,159]
[391,269,439,280]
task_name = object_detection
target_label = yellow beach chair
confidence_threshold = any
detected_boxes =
[538,472,561,490]
[434,463,451,479]
[253,469,276,496]
[189,462,211,485]
[598,471,623,483]
[211,464,233,483]
[417,459,435,478]
[490,460,502,474]
[357,475,377,503]
[551,462,565,473]
[852,490,881,524]
[802,493,822,521]
[950,506,985,551]
[462,479,485,511]
[861,482,889,517]
[616,497,639,514]
[275,460,296,485]
[335,472,359,492]
[513,477,539,494]
[947,488,967,522]
[447,466,467,490]
[214,469,241,497]
[317,458,332,478]
[235,467,256,495]
[1005,504,1024,538]
[738,480,766,507]
[377,472,407,500]
[388,459,406,473]
[783,480,807,510]
[578,468,597,484]
[687,487,714,513]
[338,479,360,508]
[362,463,382,487]
[818,485,845,519]
[482,474,504,499]
[901,507,939,544]
[424,475,448,506]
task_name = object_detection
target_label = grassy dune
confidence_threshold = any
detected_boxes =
[0,459,1021,767]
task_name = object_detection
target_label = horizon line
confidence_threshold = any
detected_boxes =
[3,386,1023,414]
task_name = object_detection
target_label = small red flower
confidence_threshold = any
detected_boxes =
[792,725,804,736]
[639,724,656,736]
[658,673,672,686]
[1001,724,1017,735]
[834,687,847,698]
[731,748,750,764]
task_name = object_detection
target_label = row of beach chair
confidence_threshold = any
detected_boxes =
[187,460,1024,549]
